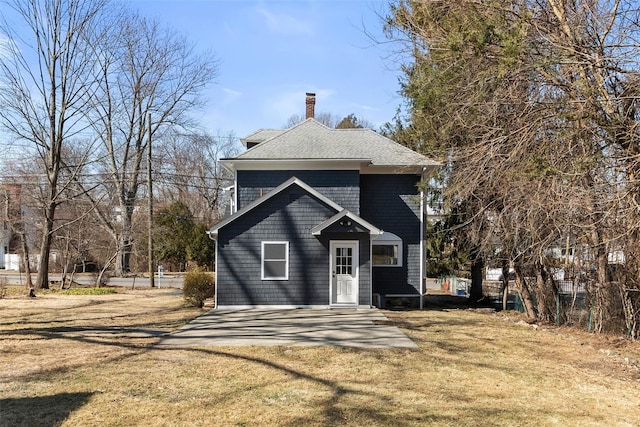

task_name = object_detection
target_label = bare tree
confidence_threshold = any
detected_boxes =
[285,112,341,128]
[0,0,108,288]
[86,11,218,276]
[384,0,640,335]
[155,130,238,224]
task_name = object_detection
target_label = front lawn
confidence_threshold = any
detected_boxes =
[1,289,639,426]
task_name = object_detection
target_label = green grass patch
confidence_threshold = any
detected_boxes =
[60,287,118,295]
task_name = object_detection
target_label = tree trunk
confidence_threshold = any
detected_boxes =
[502,280,509,311]
[534,261,558,322]
[96,251,118,288]
[501,260,510,311]
[469,248,484,303]
[34,205,55,289]
[19,230,33,289]
[115,211,133,276]
[117,237,132,275]
[590,229,609,333]
[513,264,537,322]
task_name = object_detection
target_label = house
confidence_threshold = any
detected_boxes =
[0,219,9,269]
[1,184,18,270]
[207,93,439,309]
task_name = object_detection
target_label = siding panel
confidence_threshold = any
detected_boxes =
[360,174,422,296]
[237,170,360,213]
[217,185,364,306]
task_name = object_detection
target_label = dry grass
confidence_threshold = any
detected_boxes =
[1,290,640,427]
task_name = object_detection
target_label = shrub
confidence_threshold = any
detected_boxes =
[182,269,215,307]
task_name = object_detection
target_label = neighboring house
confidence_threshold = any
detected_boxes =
[1,184,25,271]
[207,93,439,308]
[0,219,9,270]
[1,185,14,270]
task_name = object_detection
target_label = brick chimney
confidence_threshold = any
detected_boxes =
[305,92,316,119]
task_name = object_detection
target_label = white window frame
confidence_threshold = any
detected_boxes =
[261,241,289,280]
[372,232,403,267]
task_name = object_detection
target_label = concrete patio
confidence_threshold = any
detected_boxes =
[157,308,418,349]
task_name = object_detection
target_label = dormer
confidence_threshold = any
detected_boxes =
[240,129,283,149]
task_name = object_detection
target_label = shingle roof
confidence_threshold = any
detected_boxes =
[240,129,284,147]
[233,119,439,167]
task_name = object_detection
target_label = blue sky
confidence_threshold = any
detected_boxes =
[131,0,404,138]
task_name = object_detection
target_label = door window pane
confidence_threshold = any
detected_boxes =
[335,246,353,275]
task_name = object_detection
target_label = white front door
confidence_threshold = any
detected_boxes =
[330,241,358,306]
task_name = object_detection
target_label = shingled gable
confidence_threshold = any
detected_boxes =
[223,118,440,169]
[311,209,382,236]
[206,176,375,238]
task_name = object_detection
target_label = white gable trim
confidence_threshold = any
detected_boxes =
[311,209,383,236]
[207,177,343,238]
[221,159,371,172]
[222,160,439,175]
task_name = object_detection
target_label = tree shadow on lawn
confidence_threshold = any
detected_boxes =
[182,346,419,427]
[4,322,429,427]
[377,294,494,331]
[1,305,200,339]
[2,314,567,427]
[0,391,94,427]
[423,294,495,310]
[1,298,522,427]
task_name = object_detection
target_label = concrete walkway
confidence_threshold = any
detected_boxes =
[157,309,418,349]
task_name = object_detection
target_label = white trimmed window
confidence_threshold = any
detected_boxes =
[261,241,289,280]
[372,232,402,267]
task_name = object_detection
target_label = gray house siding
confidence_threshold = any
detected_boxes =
[216,184,370,307]
[360,174,422,296]
[237,170,360,213]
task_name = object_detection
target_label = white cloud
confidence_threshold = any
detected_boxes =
[255,7,313,36]
[222,87,242,103]
[355,104,376,112]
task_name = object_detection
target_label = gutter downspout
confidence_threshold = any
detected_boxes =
[233,169,238,214]
[419,167,426,310]
[370,238,373,308]
[207,231,218,309]
[370,230,381,308]
[214,238,218,308]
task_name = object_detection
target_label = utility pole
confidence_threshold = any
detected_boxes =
[147,114,155,288]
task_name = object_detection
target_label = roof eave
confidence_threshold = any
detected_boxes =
[224,158,373,172]
[207,176,344,236]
